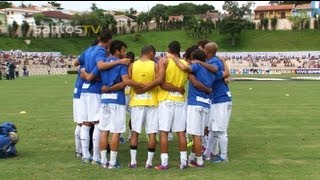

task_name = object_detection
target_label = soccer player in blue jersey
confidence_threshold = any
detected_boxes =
[201,42,232,163]
[0,122,18,158]
[97,40,145,169]
[73,40,99,158]
[79,30,113,164]
[80,34,131,165]
[171,49,224,167]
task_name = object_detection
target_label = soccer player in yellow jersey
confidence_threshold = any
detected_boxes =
[154,41,189,170]
[128,45,161,169]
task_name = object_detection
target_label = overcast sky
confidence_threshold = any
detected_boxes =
[10,1,270,12]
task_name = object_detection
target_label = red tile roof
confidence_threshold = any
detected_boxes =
[255,4,294,11]
[41,11,73,19]
[295,3,311,9]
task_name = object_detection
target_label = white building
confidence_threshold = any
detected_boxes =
[2,7,42,25]
[114,15,135,25]
[40,11,73,25]
[292,3,313,17]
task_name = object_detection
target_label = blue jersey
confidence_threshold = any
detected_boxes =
[0,134,17,158]
[100,56,128,105]
[73,46,95,99]
[0,122,17,136]
[187,63,215,108]
[81,45,107,94]
[208,57,232,103]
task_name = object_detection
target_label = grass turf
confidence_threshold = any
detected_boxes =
[0,75,319,179]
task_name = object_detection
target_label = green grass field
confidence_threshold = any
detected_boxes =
[0,75,320,179]
[1,30,320,55]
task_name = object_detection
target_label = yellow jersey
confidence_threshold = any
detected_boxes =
[157,58,188,102]
[129,59,158,106]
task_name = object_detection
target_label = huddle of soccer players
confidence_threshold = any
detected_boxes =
[72,29,232,170]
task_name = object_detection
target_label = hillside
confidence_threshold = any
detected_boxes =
[0,30,320,55]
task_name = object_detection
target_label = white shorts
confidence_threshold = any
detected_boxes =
[99,104,126,133]
[209,102,232,132]
[73,98,82,123]
[158,100,187,132]
[125,94,131,114]
[79,93,101,122]
[131,106,158,134]
[186,105,209,136]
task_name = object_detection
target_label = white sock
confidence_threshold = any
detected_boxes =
[160,153,168,166]
[212,138,220,156]
[146,151,154,166]
[100,150,108,164]
[75,125,82,154]
[203,131,214,157]
[188,152,196,163]
[196,156,203,165]
[180,151,187,165]
[92,124,100,162]
[218,131,228,160]
[110,151,118,166]
[130,149,137,164]
[80,125,91,159]
[212,131,219,156]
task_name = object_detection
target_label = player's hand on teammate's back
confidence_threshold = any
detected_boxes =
[190,60,201,64]
[178,87,185,95]
[101,85,109,93]
[119,58,130,65]
[135,88,145,94]
[80,68,86,79]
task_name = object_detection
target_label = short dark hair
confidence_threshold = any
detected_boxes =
[126,52,135,63]
[141,45,156,55]
[91,39,99,46]
[99,29,112,43]
[184,45,199,60]
[109,40,127,55]
[197,39,210,49]
[191,49,206,62]
[168,40,180,56]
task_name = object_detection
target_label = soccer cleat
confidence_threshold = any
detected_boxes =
[91,160,101,165]
[202,154,211,161]
[128,163,137,168]
[187,141,194,148]
[101,162,109,168]
[188,161,205,168]
[82,157,91,164]
[145,164,153,169]
[179,163,187,170]
[74,152,82,158]
[108,163,121,169]
[211,156,228,163]
[155,164,169,170]
[188,159,196,165]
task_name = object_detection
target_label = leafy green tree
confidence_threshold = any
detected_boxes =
[21,20,30,38]
[218,1,253,46]
[0,1,12,9]
[48,1,63,10]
